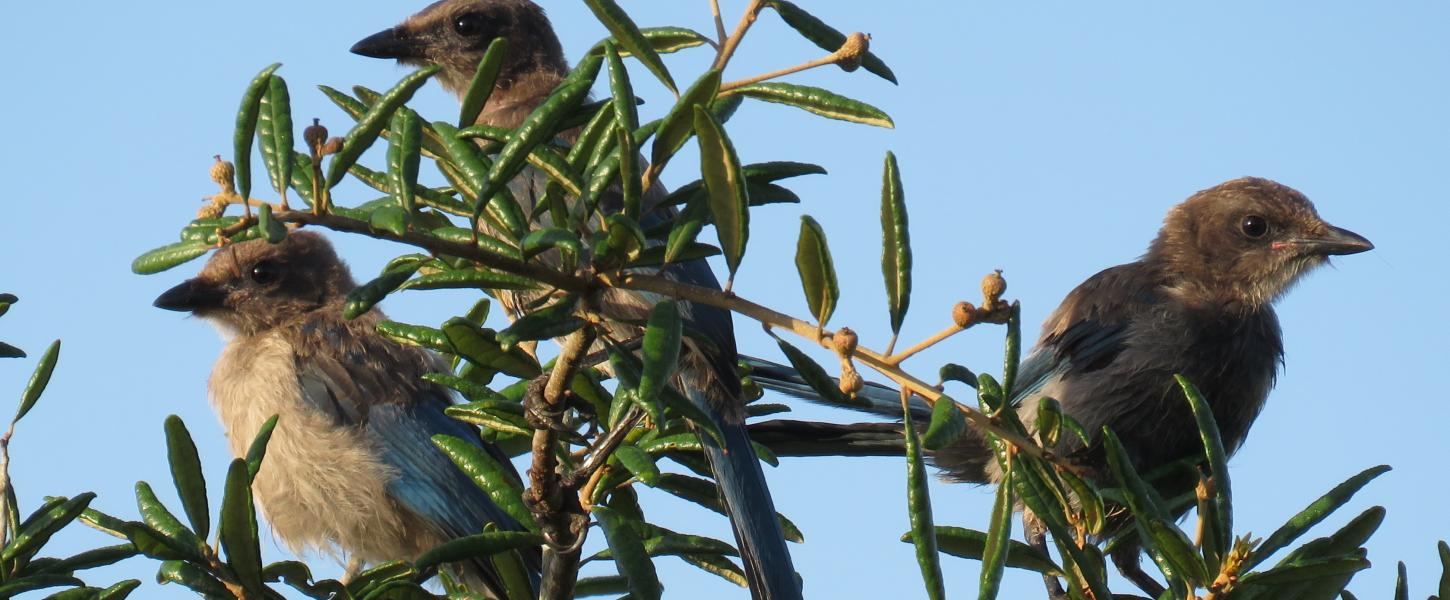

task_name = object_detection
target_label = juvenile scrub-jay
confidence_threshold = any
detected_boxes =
[747,177,1373,595]
[351,2,803,598]
[154,232,534,597]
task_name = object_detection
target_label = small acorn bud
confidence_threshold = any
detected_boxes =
[838,367,864,397]
[835,32,870,72]
[321,137,345,156]
[982,269,1007,308]
[210,155,236,194]
[952,301,976,328]
[832,327,859,357]
[303,118,328,151]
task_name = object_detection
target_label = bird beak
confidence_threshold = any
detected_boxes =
[350,27,426,60]
[154,279,227,313]
[1285,224,1375,256]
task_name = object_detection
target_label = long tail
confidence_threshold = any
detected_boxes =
[742,356,993,484]
[741,356,933,421]
[689,388,803,600]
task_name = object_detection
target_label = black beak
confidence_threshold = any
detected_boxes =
[1291,224,1375,256]
[154,279,227,313]
[350,27,426,60]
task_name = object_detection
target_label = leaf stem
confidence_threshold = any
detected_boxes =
[712,0,766,71]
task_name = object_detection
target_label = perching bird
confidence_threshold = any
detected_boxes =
[153,232,535,597]
[351,2,804,598]
[746,177,1373,596]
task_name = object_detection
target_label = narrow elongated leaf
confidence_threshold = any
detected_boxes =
[258,74,294,199]
[388,108,422,213]
[255,202,286,243]
[592,505,663,600]
[574,575,630,597]
[155,560,232,598]
[131,241,211,275]
[459,37,508,127]
[432,435,534,530]
[1395,561,1409,600]
[496,296,584,350]
[903,390,945,600]
[794,215,839,327]
[1178,374,1232,568]
[680,553,749,587]
[922,394,966,451]
[41,543,139,575]
[767,0,898,83]
[344,259,425,320]
[1437,540,1449,600]
[918,526,1061,574]
[15,339,59,424]
[1238,556,1372,587]
[664,193,710,264]
[732,82,893,128]
[219,458,265,596]
[613,444,662,486]
[880,151,911,336]
[3,493,94,564]
[1148,517,1210,585]
[479,54,601,207]
[694,106,750,283]
[0,574,84,597]
[650,70,721,168]
[326,66,439,189]
[235,64,283,206]
[605,42,642,218]
[132,483,206,561]
[1002,302,1021,398]
[652,474,803,542]
[637,301,682,422]
[415,531,543,570]
[979,472,1014,600]
[588,26,710,57]
[244,414,278,481]
[1247,464,1391,569]
[442,318,542,379]
[773,338,864,408]
[162,415,209,539]
[582,0,676,93]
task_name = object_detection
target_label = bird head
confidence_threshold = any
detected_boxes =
[350,0,567,98]
[1147,177,1373,310]
[153,232,357,336]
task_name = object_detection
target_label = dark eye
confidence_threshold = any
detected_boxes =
[1241,215,1269,239]
[250,260,282,285]
[453,13,485,37]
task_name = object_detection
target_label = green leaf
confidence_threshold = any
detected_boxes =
[653,474,804,542]
[766,0,898,83]
[442,318,542,379]
[794,215,839,327]
[399,269,538,292]
[432,435,535,531]
[219,458,265,596]
[244,414,278,481]
[0,343,22,359]
[679,553,749,588]
[592,505,663,600]
[255,202,286,243]
[388,108,422,213]
[131,241,211,275]
[0,574,84,597]
[326,66,439,189]
[903,382,945,600]
[415,531,543,570]
[582,0,677,93]
[880,151,911,336]
[1001,302,1021,397]
[15,339,59,424]
[3,493,94,564]
[1177,374,1231,569]
[369,205,410,237]
[1147,517,1210,585]
[694,105,750,283]
[459,37,508,127]
[162,415,209,540]
[496,296,585,351]
[605,42,642,219]
[1247,464,1391,569]
[628,243,721,268]
[39,543,139,575]
[234,64,283,206]
[155,560,234,598]
[1395,561,1409,600]
[1239,556,1372,587]
[979,476,1014,600]
[589,26,710,58]
[574,575,631,597]
[132,482,207,561]
[613,444,662,486]
[478,54,601,213]
[922,394,966,451]
[344,259,425,320]
[773,338,864,408]
[1439,540,1450,600]
[257,74,294,199]
[637,301,683,423]
[664,193,710,264]
[919,526,1061,575]
[650,70,721,168]
[94,579,143,600]
[376,320,452,353]
[731,82,894,128]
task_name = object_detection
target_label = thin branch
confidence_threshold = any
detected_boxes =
[718,52,840,93]
[710,0,728,47]
[886,324,963,366]
[712,0,766,71]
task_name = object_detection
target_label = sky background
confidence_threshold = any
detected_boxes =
[2,1,1447,598]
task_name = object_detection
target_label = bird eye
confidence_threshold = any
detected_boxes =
[453,13,485,37]
[250,260,282,285]
[1241,215,1269,239]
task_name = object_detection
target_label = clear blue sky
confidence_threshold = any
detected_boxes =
[1,2,1445,598]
